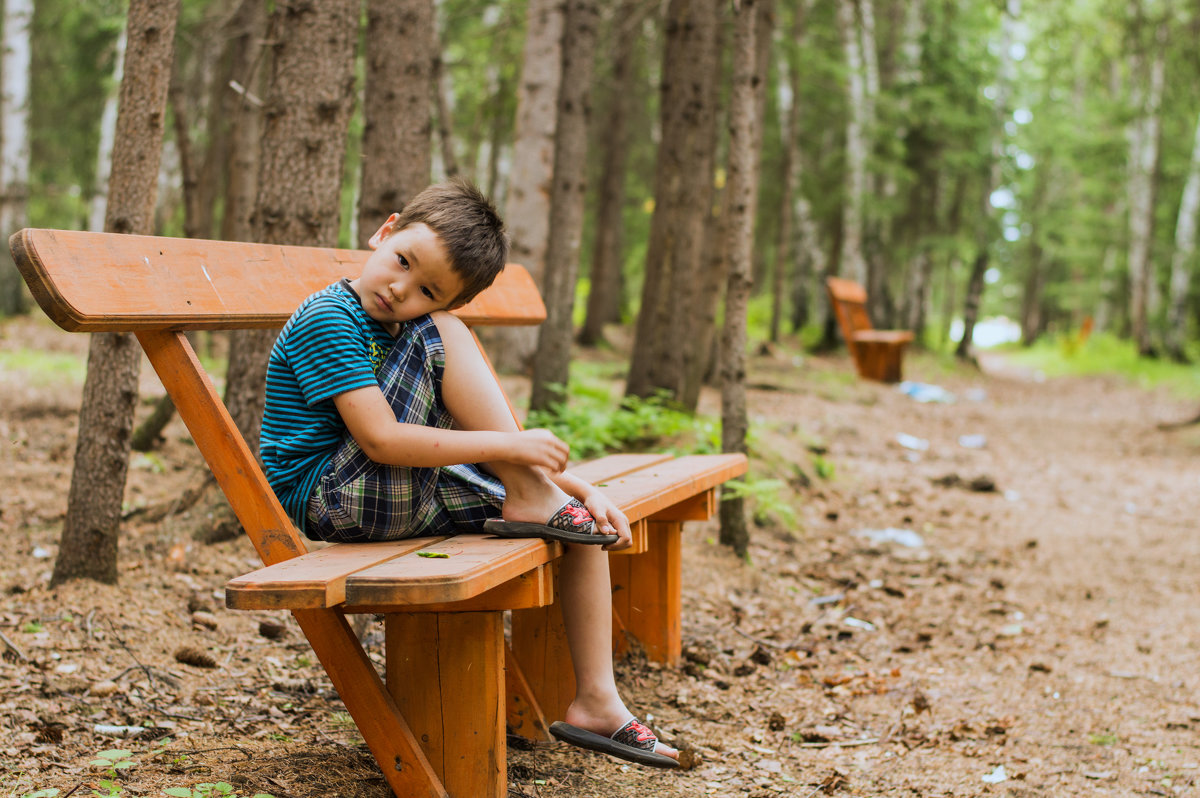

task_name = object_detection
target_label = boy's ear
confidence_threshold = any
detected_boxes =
[367,213,402,250]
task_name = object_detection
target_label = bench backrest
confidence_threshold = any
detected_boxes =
[11,228,545,332]
[825,276,874,340]
[10,228,545,568]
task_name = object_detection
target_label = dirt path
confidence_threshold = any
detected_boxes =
[2,317,1199,797]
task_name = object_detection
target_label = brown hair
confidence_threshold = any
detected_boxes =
[393,179,509,306]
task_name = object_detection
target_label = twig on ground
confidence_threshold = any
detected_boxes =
[730,624,800,651]
[107,619,155,688]
[797,737,880,749]
[0,627,28,661]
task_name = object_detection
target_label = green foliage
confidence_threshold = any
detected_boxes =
[21,621,43,634]
[1000,332,1200,398]
[0,348,87,387]
[527,378,719,460]
[721,477,798,530]
[21,790,60,798]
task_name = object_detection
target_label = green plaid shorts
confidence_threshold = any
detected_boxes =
[304,315,505,543]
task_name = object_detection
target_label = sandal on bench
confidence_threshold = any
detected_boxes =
[548,718,680,769]
[483,498,618,545]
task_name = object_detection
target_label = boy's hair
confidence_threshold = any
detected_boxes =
[393,179,509,306]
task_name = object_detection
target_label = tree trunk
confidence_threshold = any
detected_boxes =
[836,0,867,287]
[89,29,127,232]
[358,0,433,249]
[432,41,459,179]
[1126,18,1166,357]
[51,0,180,587]
[219,0,270,447]
[488,0,563,373]
[957,0,1019,362]
[0,0,33,316]
[1164,108,1200,361]
[718,0,763,559]
[579,0,644,347]
[528,0,600,412]
[226,0,358,459]
[625,0,721,404]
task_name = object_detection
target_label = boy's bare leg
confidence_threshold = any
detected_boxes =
[433,313,677,758]
[432,311,570,524]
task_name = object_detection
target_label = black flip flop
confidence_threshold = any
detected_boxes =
[483,498,618,545]
[549,719,680,769]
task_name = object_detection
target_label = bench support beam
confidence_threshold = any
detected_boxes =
[610,521,683,665]
[386,612,505,798]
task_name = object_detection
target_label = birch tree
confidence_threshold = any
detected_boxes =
[1165,108,1200,361]
[89,29,126,233]
[51,0,180,586]
[491,0,563,372]
[836,0,868,287]
[0,0,33,316]
[1126,15,1167,357]
[529,0,600,411]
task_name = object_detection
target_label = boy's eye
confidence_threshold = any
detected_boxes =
[421,287,434,300]
[396,254,410,269]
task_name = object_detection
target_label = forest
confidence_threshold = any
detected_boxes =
[3,1,1200,797]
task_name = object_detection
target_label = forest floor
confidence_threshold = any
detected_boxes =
[2,312,1200,798]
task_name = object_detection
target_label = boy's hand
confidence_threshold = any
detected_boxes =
[510,428,570,473]
[582,491,632,551]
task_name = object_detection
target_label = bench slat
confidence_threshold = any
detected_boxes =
[595,453,748,521]
[11,228,544,332]
[566,453,673,484]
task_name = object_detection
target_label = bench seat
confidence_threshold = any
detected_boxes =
[826,276,914,382]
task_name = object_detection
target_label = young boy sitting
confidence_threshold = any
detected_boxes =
[259,179,679,768]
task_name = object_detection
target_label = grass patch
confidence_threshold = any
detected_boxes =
[998,333,1200,399]
[0,348,85,387]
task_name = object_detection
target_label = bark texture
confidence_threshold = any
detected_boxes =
[625,0,721,404]
[529,0,600,412]
[1164,111,1200,361]
[836,0,867,287]
[226,0,358,456]
[718,0,763,558]
[0,0,33,316]
[52,0,180,586]
[579,0,644,347]
[490,0,563,372]
[358,0,434,248]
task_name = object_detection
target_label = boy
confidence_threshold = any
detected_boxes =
[260,179,679,768]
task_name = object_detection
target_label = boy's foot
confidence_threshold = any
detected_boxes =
[484,498,618,545]
[548,718,680,769]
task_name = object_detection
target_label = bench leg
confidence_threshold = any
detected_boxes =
[291,610,446,798]
[509,561,575,726]
[385,612,505,798]
[609,521,682,665]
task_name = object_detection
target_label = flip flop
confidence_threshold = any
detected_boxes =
[483,498,618,545]
[548,718,680,769]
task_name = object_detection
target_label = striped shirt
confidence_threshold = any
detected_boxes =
[260,280,395,532]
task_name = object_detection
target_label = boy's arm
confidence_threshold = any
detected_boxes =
[334,385,569,471]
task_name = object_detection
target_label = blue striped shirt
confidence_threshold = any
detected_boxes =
[260,281,395,532]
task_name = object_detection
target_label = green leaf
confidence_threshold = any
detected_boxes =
[416,551,449,558]
[96,750,133,760]
[22,790,60,798]
[162,788,195,797]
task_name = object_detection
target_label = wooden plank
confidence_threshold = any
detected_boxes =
[852,330,914,344]
[138,330,307,566]
[621,521,683,665]
[568,453,673,485]
[648,490,715,522]
[607,519,648,556]
[295,608,447,798]
[344,565,553,614]
[345,535,560,606]
[226,539,444,610]
[510,562,575,728]
[386,612,506,797]
[504,641,551,741]
[11,228,543,332]
[598,454,748,522]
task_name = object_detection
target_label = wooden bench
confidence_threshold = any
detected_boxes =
[825,276,914,383]
[11,228,747,798]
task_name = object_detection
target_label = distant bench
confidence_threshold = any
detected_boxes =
[11,228,746,798]
[826,276,914,383]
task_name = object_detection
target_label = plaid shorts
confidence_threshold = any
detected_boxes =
[305,315,505,543]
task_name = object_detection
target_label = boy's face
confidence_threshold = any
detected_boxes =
[351,216,466,334]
